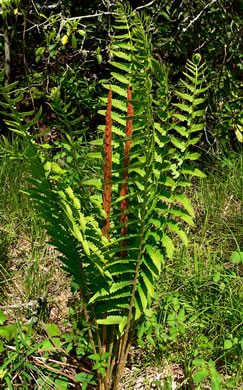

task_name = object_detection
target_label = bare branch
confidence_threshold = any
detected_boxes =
[182,0,218,33]
[134,0,155,12]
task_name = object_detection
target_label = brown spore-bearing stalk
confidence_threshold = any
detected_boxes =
[102,87,112,240]
[120,84,133,257]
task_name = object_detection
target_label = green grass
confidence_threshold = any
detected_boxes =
[0,139,242,389]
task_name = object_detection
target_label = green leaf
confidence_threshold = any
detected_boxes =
[181,166,206,178]
[173,113,188,122]
[211,374,221,390]
[224,339,233,349]
[230,251,243,264]
[185,152,201,161]
[0,310,8,325]
[167,222,188,246]
[97,316,125,325]
[176,91,192,102]
[83,179,102,190]
[102,84,127,97]
[193,368,209,384]
[173,103,191,113]
[110,61,132,73]
[213,272,221,283]
[23,106,42,130]
[111,72,130,84]
[161,234,175,259]
[191,123,204,132]
[146,245,163,274]
[40,337,61,350]
[137,284,148,311]
[0,325,15,341]
[178,308,185,322]
[101,352,112,360]
[88,353,101,361]
[141,271,154,298]
[0,340,6,353]
[111,50,131,61]
[174,193,195,217]
[192,358,205,367]
[55,378,69,390]
[71,35,77,49]
[44,323,60,337]
[75,372,96,386]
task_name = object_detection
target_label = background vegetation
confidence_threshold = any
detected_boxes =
[0,0,242,389]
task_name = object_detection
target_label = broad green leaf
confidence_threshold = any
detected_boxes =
[44,323,60,337]
[213,272,221,283]
[101,352,112,360]
[0,310,7,325]
[192,358,205,367]
[88,353,101,361]
[40,337,61,350]
[224,339,233,349]
[230,251,243,264]
[178,308,185,322]
[89,139,103,146]
[0,340,5,353]
[0,325,14,341]
[211,375,221,390]
[55,378,69,390]
[194,368,208,384]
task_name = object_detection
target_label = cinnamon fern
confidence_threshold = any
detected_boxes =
[0,3,208,389]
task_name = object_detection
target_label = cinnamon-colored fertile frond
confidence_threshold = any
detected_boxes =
[120,85,133,257]
[102,87,112,240]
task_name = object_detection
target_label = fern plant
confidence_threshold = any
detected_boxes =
[0,3,208,389]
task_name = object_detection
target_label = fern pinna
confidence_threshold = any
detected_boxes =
[0,4,208,389]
